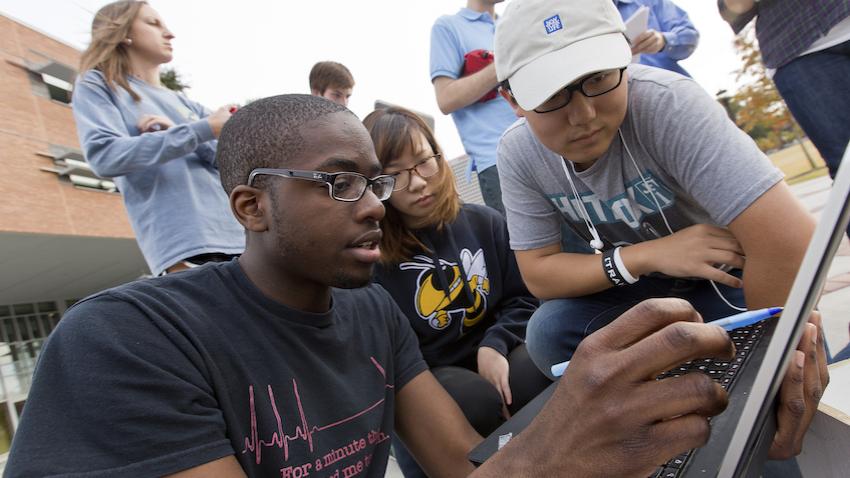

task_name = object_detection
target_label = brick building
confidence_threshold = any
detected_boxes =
[0,13,147,453]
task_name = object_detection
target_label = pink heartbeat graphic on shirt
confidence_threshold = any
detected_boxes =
[242,356,394,465]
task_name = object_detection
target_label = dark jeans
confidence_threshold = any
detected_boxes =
[392,344,550,477]
[773,39,850,236]
[526,272,746,379]
[476,165,505,216]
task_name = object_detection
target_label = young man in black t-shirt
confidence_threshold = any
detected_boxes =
[5,94,826,478]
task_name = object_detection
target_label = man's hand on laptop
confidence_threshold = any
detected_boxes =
[769,311,829,460]
[479,298,733,477]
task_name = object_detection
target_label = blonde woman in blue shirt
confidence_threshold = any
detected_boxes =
[73,0,244,275]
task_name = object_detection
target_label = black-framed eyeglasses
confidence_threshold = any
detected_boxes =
[247,168,396,202]
[533,68,626,114]
[387,154,441,191]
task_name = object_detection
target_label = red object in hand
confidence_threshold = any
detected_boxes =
[229,106,238,114]
[463,49,498,103]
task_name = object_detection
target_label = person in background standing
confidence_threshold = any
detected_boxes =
[719,0,850,237]
[73,0,244,276]
[309,60,355,107]
[430,0,517,215]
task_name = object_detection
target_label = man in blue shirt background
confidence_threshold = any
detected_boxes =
[615,0,699,77]
[430,0,518,215]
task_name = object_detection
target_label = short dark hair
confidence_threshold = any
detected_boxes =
[216,94,351,195]
[309,61,355,93]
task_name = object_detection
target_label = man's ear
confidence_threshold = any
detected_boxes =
[310,88,322,97]
[230,185,268,232]
[499,87,525,118]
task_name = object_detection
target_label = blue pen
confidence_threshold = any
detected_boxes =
[549,307,783,378]
[712,307,783,331]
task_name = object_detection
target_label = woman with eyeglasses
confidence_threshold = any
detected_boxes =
[362,107,550,478]
[73,1,244,276]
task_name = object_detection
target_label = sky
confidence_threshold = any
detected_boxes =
[0,0,746,160]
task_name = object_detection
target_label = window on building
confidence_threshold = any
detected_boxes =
[31,60,76,105]
[39,148,118,194]
[0,300,73,442]
[0,301,66,364]
[41,73,72,104]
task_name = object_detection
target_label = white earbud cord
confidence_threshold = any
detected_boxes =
[619,130,746,312]
[560,158,604,251]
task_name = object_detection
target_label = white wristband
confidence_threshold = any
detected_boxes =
[613,247,639,284]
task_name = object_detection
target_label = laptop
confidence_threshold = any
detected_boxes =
[469,143,850,477]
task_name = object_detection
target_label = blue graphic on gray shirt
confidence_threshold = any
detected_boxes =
[549,172,674,230]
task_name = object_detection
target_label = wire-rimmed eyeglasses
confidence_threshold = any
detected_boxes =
[247,168,396,202]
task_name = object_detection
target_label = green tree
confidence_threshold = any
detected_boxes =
[159,67,190,92]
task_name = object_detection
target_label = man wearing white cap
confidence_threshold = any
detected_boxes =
[493,0,814,381]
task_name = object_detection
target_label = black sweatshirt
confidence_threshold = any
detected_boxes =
[375,204,538,368]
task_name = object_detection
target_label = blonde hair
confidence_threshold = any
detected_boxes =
[79,0,147,102]
[362,107,461,265]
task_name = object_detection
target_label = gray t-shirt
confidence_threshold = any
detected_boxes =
[498,65,783,251]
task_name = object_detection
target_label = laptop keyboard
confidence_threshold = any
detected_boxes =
[649,320,769,478]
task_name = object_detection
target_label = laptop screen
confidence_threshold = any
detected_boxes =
[718,144,850,477]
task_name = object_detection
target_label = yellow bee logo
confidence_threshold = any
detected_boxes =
[400,249,490,331]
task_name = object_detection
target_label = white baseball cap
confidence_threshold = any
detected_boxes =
[495,0,631,111]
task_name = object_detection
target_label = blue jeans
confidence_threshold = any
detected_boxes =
[773,39,850,236]
[527,272,746,379]
[476,165,505,216]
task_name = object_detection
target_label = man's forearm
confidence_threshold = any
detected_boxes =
[433,64,499,114]
[729,183,816,309]
[519,250,615,299]
[520,238,672,300]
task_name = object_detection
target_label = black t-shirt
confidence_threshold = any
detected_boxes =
[6,260,427,478]
[375,203,537,368]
